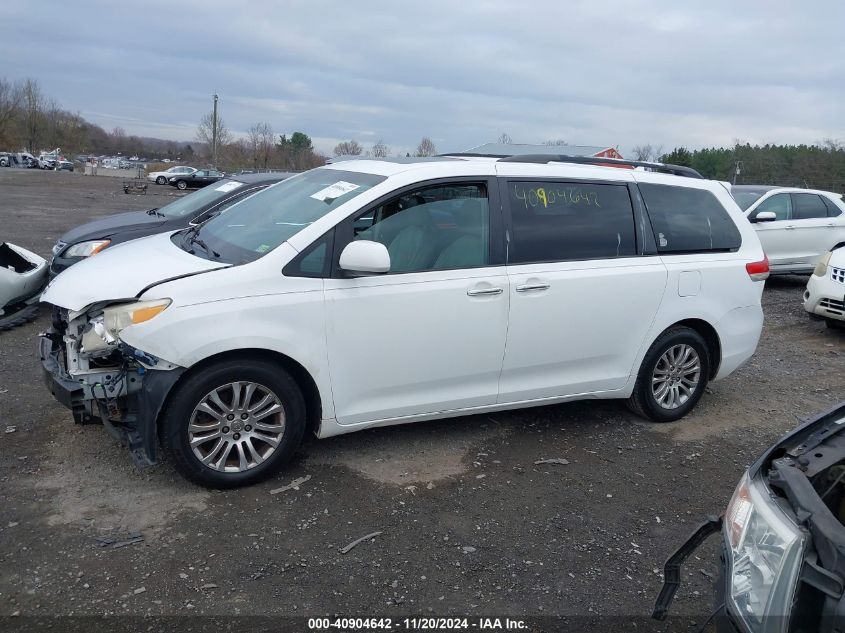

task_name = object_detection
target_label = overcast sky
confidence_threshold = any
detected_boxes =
[2,1,843,156]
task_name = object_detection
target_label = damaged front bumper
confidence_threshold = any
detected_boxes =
[39,327,184,465]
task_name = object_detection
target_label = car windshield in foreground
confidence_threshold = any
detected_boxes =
[184,168,386,264]
[732,191,764,211]
[156,179,245,218]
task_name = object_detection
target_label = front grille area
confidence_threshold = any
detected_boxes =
[832,267,845,284]
[820,297,845,316]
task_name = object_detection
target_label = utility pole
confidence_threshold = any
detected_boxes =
[211,93,219,168]
[733,160,742,185]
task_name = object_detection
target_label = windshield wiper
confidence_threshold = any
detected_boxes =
[146,208,163,217]
[181,225,219,258]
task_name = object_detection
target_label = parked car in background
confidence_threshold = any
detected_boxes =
[804,245,845,329]
[732,185,845,274]
[38,155,57,170]
[0,241,48,331]
[0,152,12,167]
[55,160,74,172]
[49,172,294,275]
[168,168,224,190]
[40,155,768,487]
[147,165,197,185]
[653,401,845,633]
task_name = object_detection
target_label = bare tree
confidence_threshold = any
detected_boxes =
[20,78,44,152]
[246,122,275,168]
[196,111,232,161]
[630,144,653,161]
[415,136,436,157]
[370,139,390,157]
[497,132,512,144]
[543,138,568,146]
[0,79,22,147]
[333,140,363,156]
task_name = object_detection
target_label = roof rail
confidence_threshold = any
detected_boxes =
[438,152,513,159]
[498,154,703,178]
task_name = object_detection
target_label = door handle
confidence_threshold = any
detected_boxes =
[467,287,503,296]
[785,225,796,230]
[515,282,550,292]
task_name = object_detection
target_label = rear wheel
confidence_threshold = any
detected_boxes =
[160,359,306,488]
[176,180,188,190]
[155,176,166,185]
[627,326,710,423]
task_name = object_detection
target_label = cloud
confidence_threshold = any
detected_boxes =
[1,0,842,156]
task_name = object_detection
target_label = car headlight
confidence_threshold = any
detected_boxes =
[81,299,171,355]
[64,239,111,257]
[813,251,832,277]
[725,473,805,633]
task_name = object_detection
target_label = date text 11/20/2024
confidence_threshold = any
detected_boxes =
[307,617,528,630]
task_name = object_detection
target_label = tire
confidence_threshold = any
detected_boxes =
[160,359,306,489]
[176,180,188,190]
[826,318,845,331]
[627,326,710,423]
[0,304,39,332]
[156,176,166,185]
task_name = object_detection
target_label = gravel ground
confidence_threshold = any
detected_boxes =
[0,169,843,630]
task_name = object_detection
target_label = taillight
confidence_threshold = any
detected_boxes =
[746,255,769,281]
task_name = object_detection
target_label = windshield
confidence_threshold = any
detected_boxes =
[187,168,386,264]
[732,191,764,211]
[156,179,245,218]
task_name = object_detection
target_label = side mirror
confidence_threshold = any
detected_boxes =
[339,240,390,275]
[752,211,778,223]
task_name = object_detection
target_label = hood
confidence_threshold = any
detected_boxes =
[42,231,228,312]
[60,211,166,244]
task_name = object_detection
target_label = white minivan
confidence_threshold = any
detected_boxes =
[41,155,768,488]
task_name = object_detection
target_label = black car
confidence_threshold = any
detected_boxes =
[168,168,225,190]
[654,401,845,632]
[50,172,294,275]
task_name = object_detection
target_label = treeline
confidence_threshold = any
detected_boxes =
[0,77,195,159]
[657,143,845,192]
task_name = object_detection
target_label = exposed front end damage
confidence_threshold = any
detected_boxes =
[654,402,845,632]
[39,303,185,465]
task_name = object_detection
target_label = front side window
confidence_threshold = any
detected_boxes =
[507,181,636,263]
[791,193,828,220]
[753,193,792,221]
[353,183,489,273]
[186,168,385,264]
[640,183,742,253]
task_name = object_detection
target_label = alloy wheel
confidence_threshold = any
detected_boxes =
[188,381,286,472]
[651,344,701,410]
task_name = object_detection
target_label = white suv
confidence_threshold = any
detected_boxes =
[732,185,845,274]
[41,155,768,488]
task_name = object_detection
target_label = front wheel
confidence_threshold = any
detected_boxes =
[156,176,166,185]
[826,318,845,331]
[627,327,710,423]
[176,180,188,190]
[160,359,306,488]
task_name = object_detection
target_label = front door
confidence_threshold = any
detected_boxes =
[324,180,509,425]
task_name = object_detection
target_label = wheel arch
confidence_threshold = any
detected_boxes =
[672,318,721,379]
[156,348,323,438]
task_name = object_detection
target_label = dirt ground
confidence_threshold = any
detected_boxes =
[1,169,843,630]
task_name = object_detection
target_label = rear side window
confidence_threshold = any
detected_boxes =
[791,193,828,220]
[822,196,843,217]
[639,183,741,253]
[507,181,636,263]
